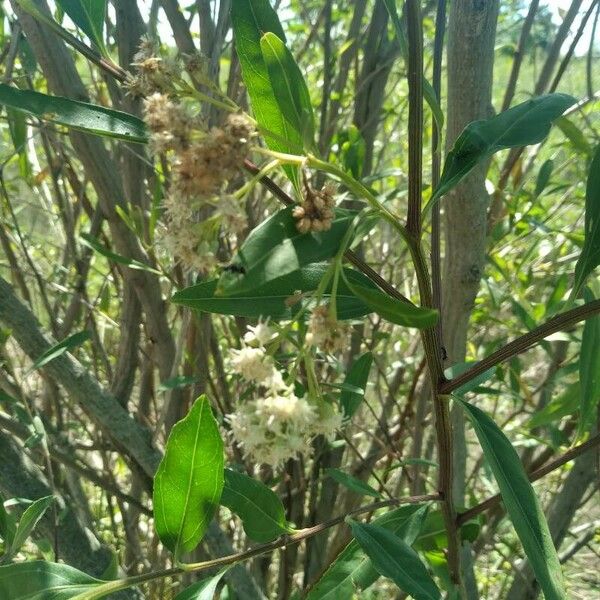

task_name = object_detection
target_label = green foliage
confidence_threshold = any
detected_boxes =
[29,331,90,372]
[172,263,378,320]
[231,0,303,185]
[348,519,441,600]
[0,560,102,599]
[572,146,600,297]
[0,84,147,143]
[153,396,224,559]
[430,94,577,205]
[458,399,567,600]
[220,469,293,542]
[340,352,372,418]
[55,0,107,52]
[324,468,382,499]
[342,271,438,328]
[260,32,315,151]
[306,505,429,599]
[174,569,229,600]
[1,496,54,563]
[578,289,600,438]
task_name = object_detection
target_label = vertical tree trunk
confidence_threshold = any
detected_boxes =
[442,1,500,596]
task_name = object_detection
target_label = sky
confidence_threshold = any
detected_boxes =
[546,0,598,54]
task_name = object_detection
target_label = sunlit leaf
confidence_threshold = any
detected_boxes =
[174,568,229,600]
[0,560,102,599]
[153,396,224,559]
[56,0,107,52]
[260,32,315,151]
[0,84,147,143]
[4,496,54,562]
[430,94,576,206]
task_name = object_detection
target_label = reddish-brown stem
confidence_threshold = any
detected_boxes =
[441,299,600,394]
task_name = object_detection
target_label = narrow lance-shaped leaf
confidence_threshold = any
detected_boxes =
[578,289,600,438]
[2,496,54,563]
[29,331,90,373]
[153,396,224,559]
[324,468,382,499]
[260,32,315,151]
[457,398,566,600]
[340,352,373,419]
[429,93,577,207]
[0,560,103,599]
[572,145,600,297]
[342,270,438,329]
[174,569,229,600]
[220,469,294,543]
[231,0,302,186]
[172,264,380,321]
[56,0,107,53]
[306,505,429,600]
[0,84,148,143]
[348,520,441,600]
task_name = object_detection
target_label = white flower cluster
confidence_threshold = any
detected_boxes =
[226,321,343,467]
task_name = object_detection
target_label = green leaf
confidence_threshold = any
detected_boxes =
[80,233,161,275]
[0,84,147,143]
[573,145,600,297]
[174,568,229,600]
[555,117,592,156]
[4,496,54,562]
[458,399,566,600]
[306,505,428,600]
[348,520,441,600]
[153,396,224,559]
[342,271,438,329]
[325,468,381,499]
[445,362,496,396]
[578,290,600,437]
[0,560,102,599]
[528,383,579,429]
[157,376,199,392]
[534,159,554,197]
[340,352,372,419]
[231,0,302,185]
[430,94,577,205]
[172,264,377,321]
[55,0,107,52]
[29,331,90,372]
[260,32,315,151]
[220,469,292,542]
[217,207,357,296]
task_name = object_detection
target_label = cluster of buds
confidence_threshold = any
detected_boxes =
[139,43,254,272]
[293,180,337,233]
[305,304,349,353]
[125,37,181,97]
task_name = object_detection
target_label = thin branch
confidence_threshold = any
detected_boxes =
[440,299,600,394]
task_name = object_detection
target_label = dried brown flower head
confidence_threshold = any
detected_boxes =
[293,179,336,233]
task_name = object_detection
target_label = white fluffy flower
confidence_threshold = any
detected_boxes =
[243,320,275,347]
[229,346,273,383]
[227,392,316,467]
